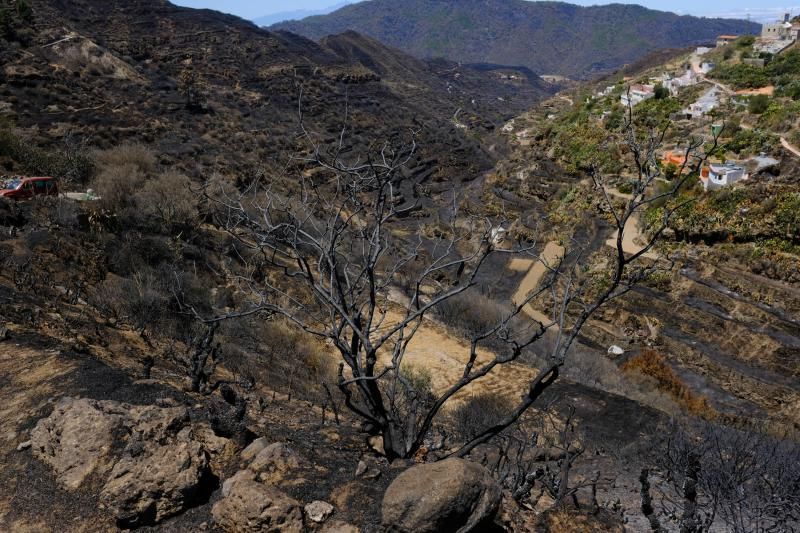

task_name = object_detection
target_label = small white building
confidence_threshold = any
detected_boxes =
[701,163,749,190]
[620,84,655,107]
[596,85,616,97]
[683,87,720,119]
[664,69,699,95]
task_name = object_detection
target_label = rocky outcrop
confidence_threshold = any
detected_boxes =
[212,469,305,532]
[30,397,130,490]
[380,458,502,533]
[29,397,220,527]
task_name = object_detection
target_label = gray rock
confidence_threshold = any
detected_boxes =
[355,460,368,478]
[212,471,304,532]
[381,458,502,533]
[305,500,335,523]
[355,457,381,480]
[368,435,385,455]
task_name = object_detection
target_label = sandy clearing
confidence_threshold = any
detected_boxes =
[375,309,540,406]
[0,345,75,450]
[511,242,566,327]
[735,85,775,96]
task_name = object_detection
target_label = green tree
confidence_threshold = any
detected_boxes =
[664,163,678,181]
[654,84,670,100]
[748,94,770,114]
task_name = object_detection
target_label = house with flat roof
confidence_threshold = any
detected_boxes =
[762,14,796,41]
[677,87,720,120]
[620,84,655,107]
[700,163,749,190]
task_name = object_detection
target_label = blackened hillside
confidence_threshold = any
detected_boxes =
[2,0,551,183]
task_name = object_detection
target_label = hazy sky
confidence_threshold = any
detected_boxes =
[172,0,800,22]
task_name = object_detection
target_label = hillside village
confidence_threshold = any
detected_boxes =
[538,14,800,195]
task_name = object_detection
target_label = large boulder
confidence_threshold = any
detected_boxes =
[212,469,305,532]
[99,426,211,527]
[30,397,129,489]
[380,458,502,533]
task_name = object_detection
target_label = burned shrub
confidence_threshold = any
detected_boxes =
[450,393,514,442]
[133,171,199,235]
[94,143,156,175]
[435,289,511,339]
[219,316,335,403]
[92,163,145,218]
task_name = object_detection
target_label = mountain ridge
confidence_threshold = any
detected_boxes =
[253,2,354,27]
[273,0,761,79]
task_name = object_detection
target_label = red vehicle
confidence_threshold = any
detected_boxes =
[0,176,59,200]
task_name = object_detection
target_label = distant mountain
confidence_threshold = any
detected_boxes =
[273,0,761,79]
[253,2,353,27]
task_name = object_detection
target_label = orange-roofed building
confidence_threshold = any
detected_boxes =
[661,151,690,174]
[716,35,739,47]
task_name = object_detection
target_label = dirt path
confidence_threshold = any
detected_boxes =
[781,137,800,159]
[605,212,659,260]
[511,242,566,327]
[700,76,734,95]
[371,242,570,405]
[690,53,702,74]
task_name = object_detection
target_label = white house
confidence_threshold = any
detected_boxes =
[701,163,749,190]
[596,85,616,97]
[663,69,699,95]
[620,84,655,107]
[683,87,719,119]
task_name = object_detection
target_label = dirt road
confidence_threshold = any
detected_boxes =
[511,242,566,327]
[605,213,659,260]
[781,137,800,159]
